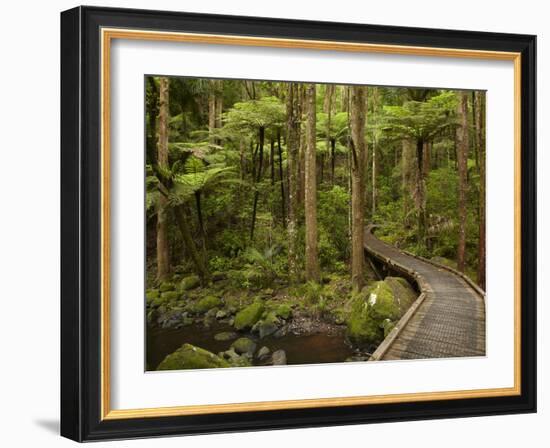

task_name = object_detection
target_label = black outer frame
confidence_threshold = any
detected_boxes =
[60,5,536,442]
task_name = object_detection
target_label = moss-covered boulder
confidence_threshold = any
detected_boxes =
[384,276,417,315]
[180,275,201,291]
[231,337,257,356]
[193,295,222,314]
[159,282,176,293]
[146,289,160,301]
[160,291,180,302]
[214,331,238,342]
[346,280,401,347]
[234,301,265,330]
[253,312,280,338]
[157,344,230,370]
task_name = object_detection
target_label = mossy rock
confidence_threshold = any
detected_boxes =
[157,344,230,370]
[159,282,176,293]
[231,337,257,356]
[346,280,400,347]
[180,275,201,291]
[253,312,280,338]
[161,291,180,302]
[274,304,292,320]
[193,295,222,314]
[384,276,417,315]
[234,301,265,331]
[146,289,160,305]
[214,331,238,342]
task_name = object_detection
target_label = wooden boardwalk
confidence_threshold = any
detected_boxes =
[365,228,486,361]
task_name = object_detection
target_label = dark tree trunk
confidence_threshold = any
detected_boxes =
[350,85,367,291]
[476,92,486,289]
[456,91,469,272]
[173,205,210,284]
[277,130,286,227]
[156,77,170,282]
[250,126,265,240]
[286,84,301,282]
[304,84,320,282]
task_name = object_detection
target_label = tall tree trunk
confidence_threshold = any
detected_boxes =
[330,138,336,183]
[250,126,265,240]
[372,136,377,219]
[156,77,170,282]
[304,84,320,283]
[324,84,335,184]
[456,91,469,272]
[195,191,207,256]
[402,139,415,228]
[414,138,427,246]
[173,205,210,284]
[475,92,486,289]
[208,80,217,143]
[215,80,223,130]
[286,84,301,282]
[298,85,306,205]
[350,86,367,291]
[277,130,286,227]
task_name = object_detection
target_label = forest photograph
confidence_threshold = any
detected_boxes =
[145,76,486,371]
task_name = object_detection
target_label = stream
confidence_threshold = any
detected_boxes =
[146,322,357,370]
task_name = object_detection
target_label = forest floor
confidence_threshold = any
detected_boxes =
[146,264,418,370]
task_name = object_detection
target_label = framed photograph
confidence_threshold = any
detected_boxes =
[60,6,536,442]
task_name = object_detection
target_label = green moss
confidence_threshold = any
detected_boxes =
[159,282,176,292]
[157,344,230,370]
[146,289,160,304]
[180,275,201,291]
[234,301,265,330]
[346,281,400,347]
[231,337,257,356]
[384,276,417,315]
[274,304,292,320]
[193,295,222,314]
[160,291,180,302]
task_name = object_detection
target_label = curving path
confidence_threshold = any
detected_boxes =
[364,227,486,361]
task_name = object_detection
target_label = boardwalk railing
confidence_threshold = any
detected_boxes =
[364,226,486,361]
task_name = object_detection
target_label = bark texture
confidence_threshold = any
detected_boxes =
[350,85,367,290]
[456,91,469,272]
[286,83,301,282]
[304,84,320,282]
[156,77,170,282]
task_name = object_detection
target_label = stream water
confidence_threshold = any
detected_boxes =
[146,322,357,370]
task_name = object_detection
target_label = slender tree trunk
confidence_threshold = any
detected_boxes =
[195,191,207,256]
[277,130,286,227]
[456,91,469,272]
[270,137,275,186]
[156,77,170,282]
[208,81,217,143]
[372,136,376,219]
[298,85,306,205]
[173,205,210,284]
[286,84,301,282]
[476,92,486,289]
[324,84,335,184]
[304,84,320,283]
[350,86,367,290]
[250,126,265,240]
[414,138,427,246]
[330,138,336,183]
[402,139,414,228]
[215,80,223,130]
